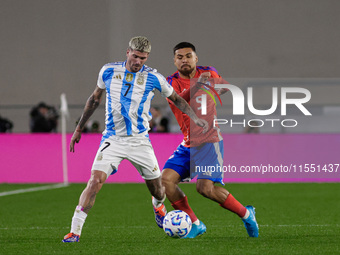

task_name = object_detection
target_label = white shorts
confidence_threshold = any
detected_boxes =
[91,135,161,180]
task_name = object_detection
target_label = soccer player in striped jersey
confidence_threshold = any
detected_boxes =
[62,37,208,242]
[160,42,259,238]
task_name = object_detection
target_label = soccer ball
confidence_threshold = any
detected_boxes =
[163,210,192,238]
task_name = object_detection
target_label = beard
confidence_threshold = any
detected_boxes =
[131,65,141,72]
[126,59,142,72]
[178,65,195,77]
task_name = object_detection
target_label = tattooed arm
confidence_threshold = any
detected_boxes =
[167,90,208,133]
[70,86,104,152]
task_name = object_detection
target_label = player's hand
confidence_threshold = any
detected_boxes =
[70,130,82,152]
[195,118,209,133]
[197,72,211,84]
[218,88,229,95]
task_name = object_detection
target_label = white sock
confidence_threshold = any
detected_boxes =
[192,219,200,226]
[242,209,250,220]
[70,206,88,235]
[152,196,166,208]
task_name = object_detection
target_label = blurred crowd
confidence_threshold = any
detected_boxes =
[29,102,59,133]
[1,103,172,134]
[149,106,169,133]
[0,115,13,133]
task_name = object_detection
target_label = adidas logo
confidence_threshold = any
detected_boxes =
[113,74,122,80]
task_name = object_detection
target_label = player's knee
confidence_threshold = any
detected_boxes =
[161,173,171,188]
[87,173,105,192]
[87,178,99,192]
[161,169,180,188]
[196,182,213,198]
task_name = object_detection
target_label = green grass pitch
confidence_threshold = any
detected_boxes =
[1,183,339,255]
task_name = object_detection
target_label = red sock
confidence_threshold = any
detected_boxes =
[220,194,247,218]
[171,196,198,223]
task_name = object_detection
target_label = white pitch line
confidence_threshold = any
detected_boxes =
[0,226,149,230]
[208,224,338,228]
[1,224,338,231]
[260,224,336,227]
[0,183,69,197]
[0,226,70,230]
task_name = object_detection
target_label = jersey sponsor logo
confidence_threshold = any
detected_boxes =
[202,171,212,177]
[96,152,103,161]
[198,82,223,115]
[113,74,122,80]
[199,82,223,106]
[152,165,159,172]
[126,73,133,82]
[136,73,145,85]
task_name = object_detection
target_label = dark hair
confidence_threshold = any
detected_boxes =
[173,42,196,55]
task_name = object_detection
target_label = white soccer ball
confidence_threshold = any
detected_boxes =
[163,210,192,238]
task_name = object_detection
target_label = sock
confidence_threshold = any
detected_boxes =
[171,196,198,223]
[242,209,250,220]
[220,194,247,218]
[192,219,200,226]
[70,205,88,236]
[152,196,166,208]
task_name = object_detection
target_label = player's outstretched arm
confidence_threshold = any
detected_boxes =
[167,90,208,133]
[70,86,104,152]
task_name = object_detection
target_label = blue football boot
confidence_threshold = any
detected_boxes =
[182,221,206,238]
[242,205,259,237]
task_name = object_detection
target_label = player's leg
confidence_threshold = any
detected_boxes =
[63,170,107,242]
[194,140,246,214]
[161,145,206,238]
[127,141,167,228]
[196,178,258,237]
[161,168,199,224]
[63,137,122,242]
[193,141,259,237]
[78,170,107,213]
[162,168,207,239]
[161,168,183,202]
[196,178,246,216]
[145,176,167,228]
[146,176,165,202]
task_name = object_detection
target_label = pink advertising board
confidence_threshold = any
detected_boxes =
[0,133,339,183]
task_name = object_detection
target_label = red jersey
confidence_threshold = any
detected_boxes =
[167,66,225,147]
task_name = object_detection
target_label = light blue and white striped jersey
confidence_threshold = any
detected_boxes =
[97,61,173,138]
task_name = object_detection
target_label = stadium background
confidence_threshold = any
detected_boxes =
[1,1,340,254]
[1,0,340,133]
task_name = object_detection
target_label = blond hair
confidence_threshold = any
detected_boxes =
[128,36,151,53]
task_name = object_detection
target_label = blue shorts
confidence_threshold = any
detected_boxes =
[163,140,224,184]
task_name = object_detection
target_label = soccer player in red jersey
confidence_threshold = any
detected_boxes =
[157,42,259,238]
